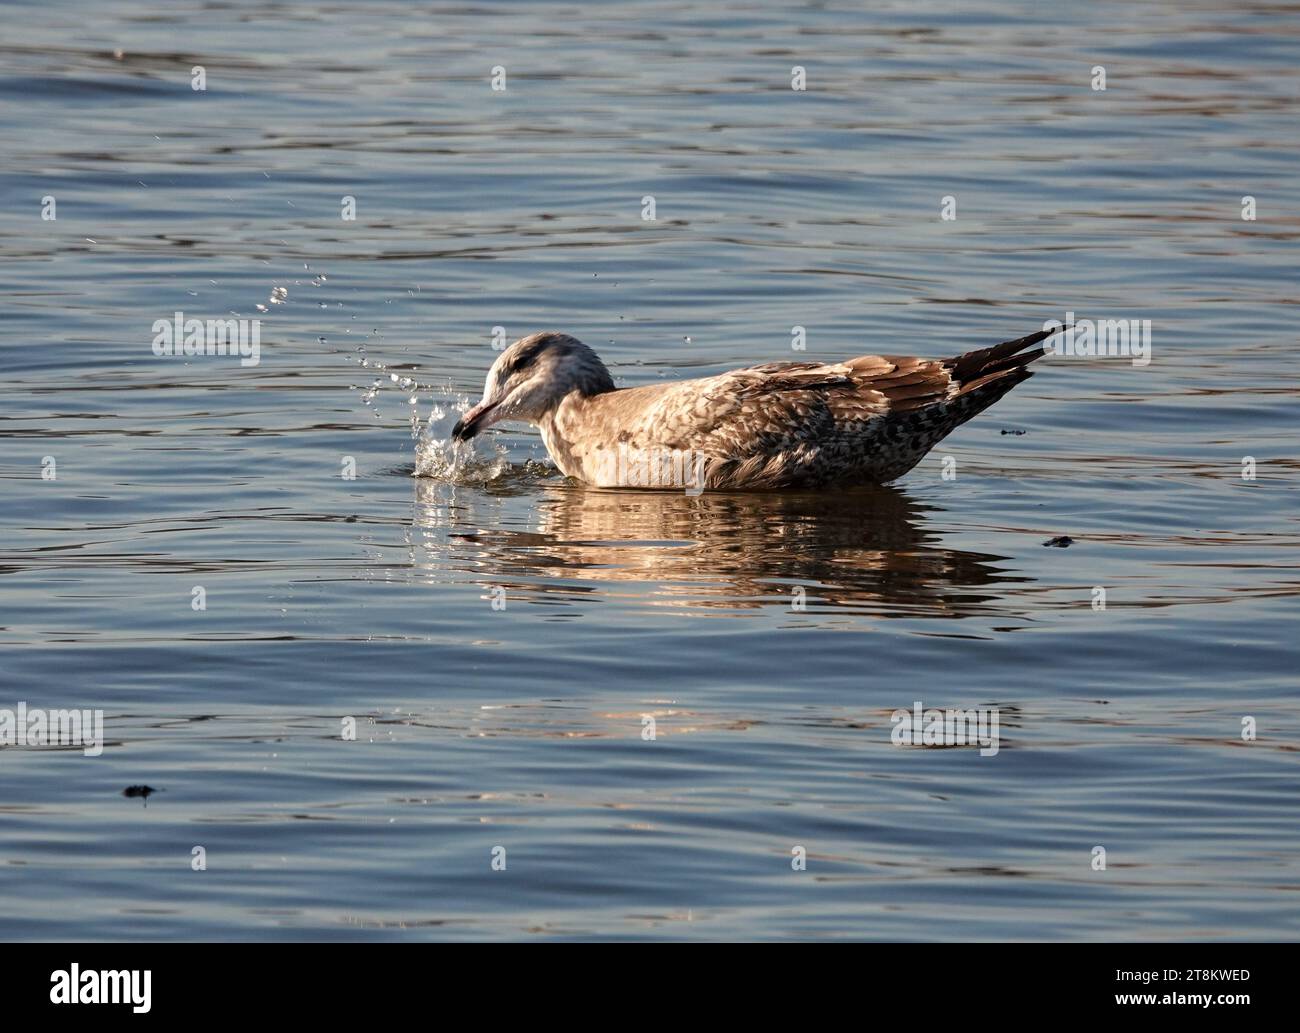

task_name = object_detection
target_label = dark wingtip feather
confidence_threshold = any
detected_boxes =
[947,326,1060,385]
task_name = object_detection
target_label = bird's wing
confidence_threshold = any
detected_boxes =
[610,358,954,457]
[577,329,1053,486]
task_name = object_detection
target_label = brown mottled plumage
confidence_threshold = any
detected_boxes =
[451,328,1057,489]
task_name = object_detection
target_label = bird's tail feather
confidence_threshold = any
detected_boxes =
[946,326,1057,398]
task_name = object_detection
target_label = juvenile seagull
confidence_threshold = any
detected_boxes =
[451,327,1057,489]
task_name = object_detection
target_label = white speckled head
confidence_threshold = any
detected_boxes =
[452,332,614,440]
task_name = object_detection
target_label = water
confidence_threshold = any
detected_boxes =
[2,0,1298,940]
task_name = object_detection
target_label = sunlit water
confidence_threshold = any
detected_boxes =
[1,0,1298,940]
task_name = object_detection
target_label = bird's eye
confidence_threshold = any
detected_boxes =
[506,343,545,377]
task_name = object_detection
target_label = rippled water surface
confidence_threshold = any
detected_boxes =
[2,0,1298,940]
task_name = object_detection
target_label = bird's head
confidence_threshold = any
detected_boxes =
[451,332,615,441]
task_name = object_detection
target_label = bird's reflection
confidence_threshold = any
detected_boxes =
[411,476,1027,618]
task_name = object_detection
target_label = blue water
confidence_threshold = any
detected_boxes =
[1,0,1298,940]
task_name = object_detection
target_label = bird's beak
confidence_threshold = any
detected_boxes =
[451,399,500,442]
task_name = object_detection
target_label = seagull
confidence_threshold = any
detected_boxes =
[451,327,1057,490]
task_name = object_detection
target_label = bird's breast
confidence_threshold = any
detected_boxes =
[540,394,630,486]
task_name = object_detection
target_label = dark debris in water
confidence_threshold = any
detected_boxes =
[1042,536,1074,548]
[122,785,158,799]
[1001,429,1027,436]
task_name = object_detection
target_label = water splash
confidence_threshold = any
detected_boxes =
[414,397,511,483]
[293,268,521,481]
